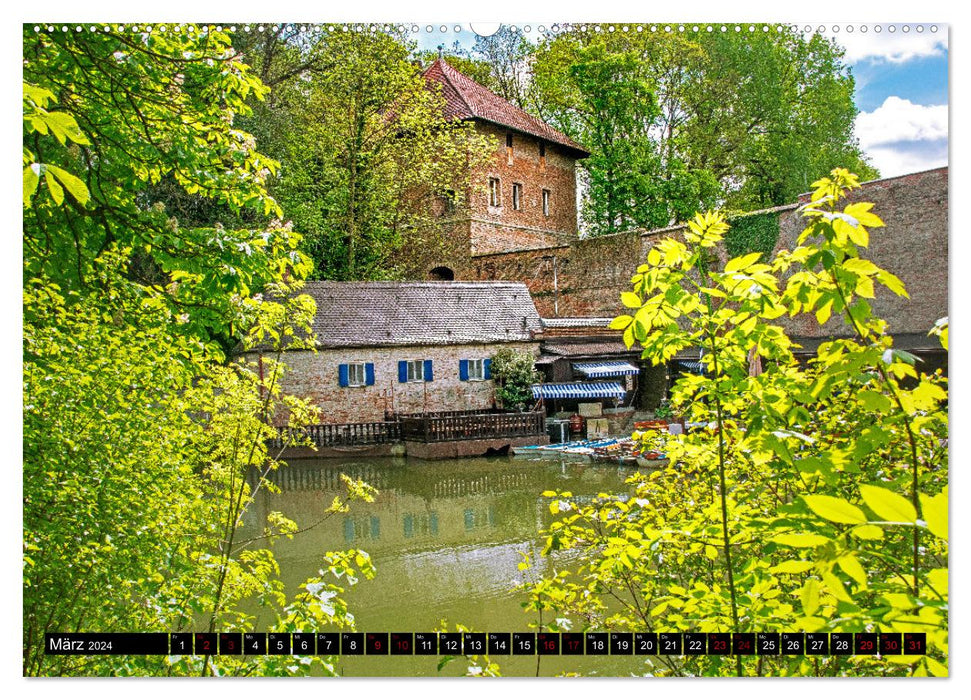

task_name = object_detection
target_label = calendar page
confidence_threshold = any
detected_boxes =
[23,19,948,680]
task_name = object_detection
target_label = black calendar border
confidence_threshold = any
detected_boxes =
[44,631,927,657]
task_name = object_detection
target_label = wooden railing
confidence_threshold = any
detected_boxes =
[271,410,544,449]
[270,421,400,449]
[399,411,546,443]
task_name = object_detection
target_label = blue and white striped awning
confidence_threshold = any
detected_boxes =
[674,360,707,374]
[573,361,640,377]
[531,382,627,400]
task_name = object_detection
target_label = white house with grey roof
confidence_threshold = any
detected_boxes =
[274,281,542,424]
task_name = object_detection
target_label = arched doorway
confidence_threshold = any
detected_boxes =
[429,266,455,281]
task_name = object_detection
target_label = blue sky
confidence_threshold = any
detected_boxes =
[417,23,949,180]
[836,25,949,177]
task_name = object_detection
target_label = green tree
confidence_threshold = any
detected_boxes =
[531,25,877,235]
[23,26,377,676]
[490,348,541,412]
[532,30,720,235]
[682,29,878,209]
[22,27,304,355]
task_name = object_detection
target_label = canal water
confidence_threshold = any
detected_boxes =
[240,454,655,677]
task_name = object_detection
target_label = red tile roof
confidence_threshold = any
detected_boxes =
[422,58,590,158]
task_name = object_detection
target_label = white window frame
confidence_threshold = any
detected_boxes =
[347,362,367,387]
[489,177,501,207]
[542,189,551,216]
[512,183,522,210]
[468,358,485,381]
[407,359,425,382]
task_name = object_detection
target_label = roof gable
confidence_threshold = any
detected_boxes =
[302,281,542,348]
[422,59,590,158]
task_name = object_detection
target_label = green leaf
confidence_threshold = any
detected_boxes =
[859,484,917,524]
[609,315,633,330]
[793,615,826,632]
[770,560,814,574]
[43,168,64,205]
[856,390,892,413]
[815,300,833,325]
[800,580,820,616]
[821,569,853,602]
[621,292,641,309]
[769,533,830,548]
[927,568,947,595]
[837,554,867,588]
[842,257,879,275]
[23,164,40,207]
[844,202,884,228]
[919,491,948,540]
[725,251,761,273]
[803,495,866,524]
[47,165,90,206]
[850,524,884,540]
[877,269,909,297]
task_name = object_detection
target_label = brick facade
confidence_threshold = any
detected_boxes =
[468,122,581,254]
[274,341,539,424]
[412,59,588,277]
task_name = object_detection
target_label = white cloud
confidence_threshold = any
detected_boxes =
[856,96,948,148]
[855,96,948,177]
[832,26,947,64]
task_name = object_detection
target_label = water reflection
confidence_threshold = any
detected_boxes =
[240,455,648,676]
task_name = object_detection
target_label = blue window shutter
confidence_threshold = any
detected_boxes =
[424,359,433,381]
[459,359,469,381]
[398,360,408,383]
[484,359,492,380]
[338,364,349,387]
[365,363,375,386]
[343,518,354,542]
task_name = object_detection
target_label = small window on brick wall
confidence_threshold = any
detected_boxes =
[399,359,433,383]
[506,133,514,164]
[489,178,501,207]
[339,362,374,387]
[512,183,522,211]
[539,142,546,170]
[542,189,551,217]
[459,358,492,381]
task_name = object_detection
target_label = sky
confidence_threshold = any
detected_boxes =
[415,22,949,180]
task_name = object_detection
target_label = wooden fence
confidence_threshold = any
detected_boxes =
[271,410,545,449]
[270,421,400,449]
[399,411,545,443]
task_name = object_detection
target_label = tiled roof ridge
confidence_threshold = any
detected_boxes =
[429,59,475,118]
[423,58,589,156]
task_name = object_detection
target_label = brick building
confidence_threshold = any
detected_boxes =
[273,281,542,424]
[421,59,590,269]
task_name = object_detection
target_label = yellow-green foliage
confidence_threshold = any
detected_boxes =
[22,27,377,677]
[529,169,948,677]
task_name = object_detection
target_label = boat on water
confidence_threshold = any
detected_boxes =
[635,456,670,469]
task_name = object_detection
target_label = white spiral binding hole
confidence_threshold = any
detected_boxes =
[30,23,943,37]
